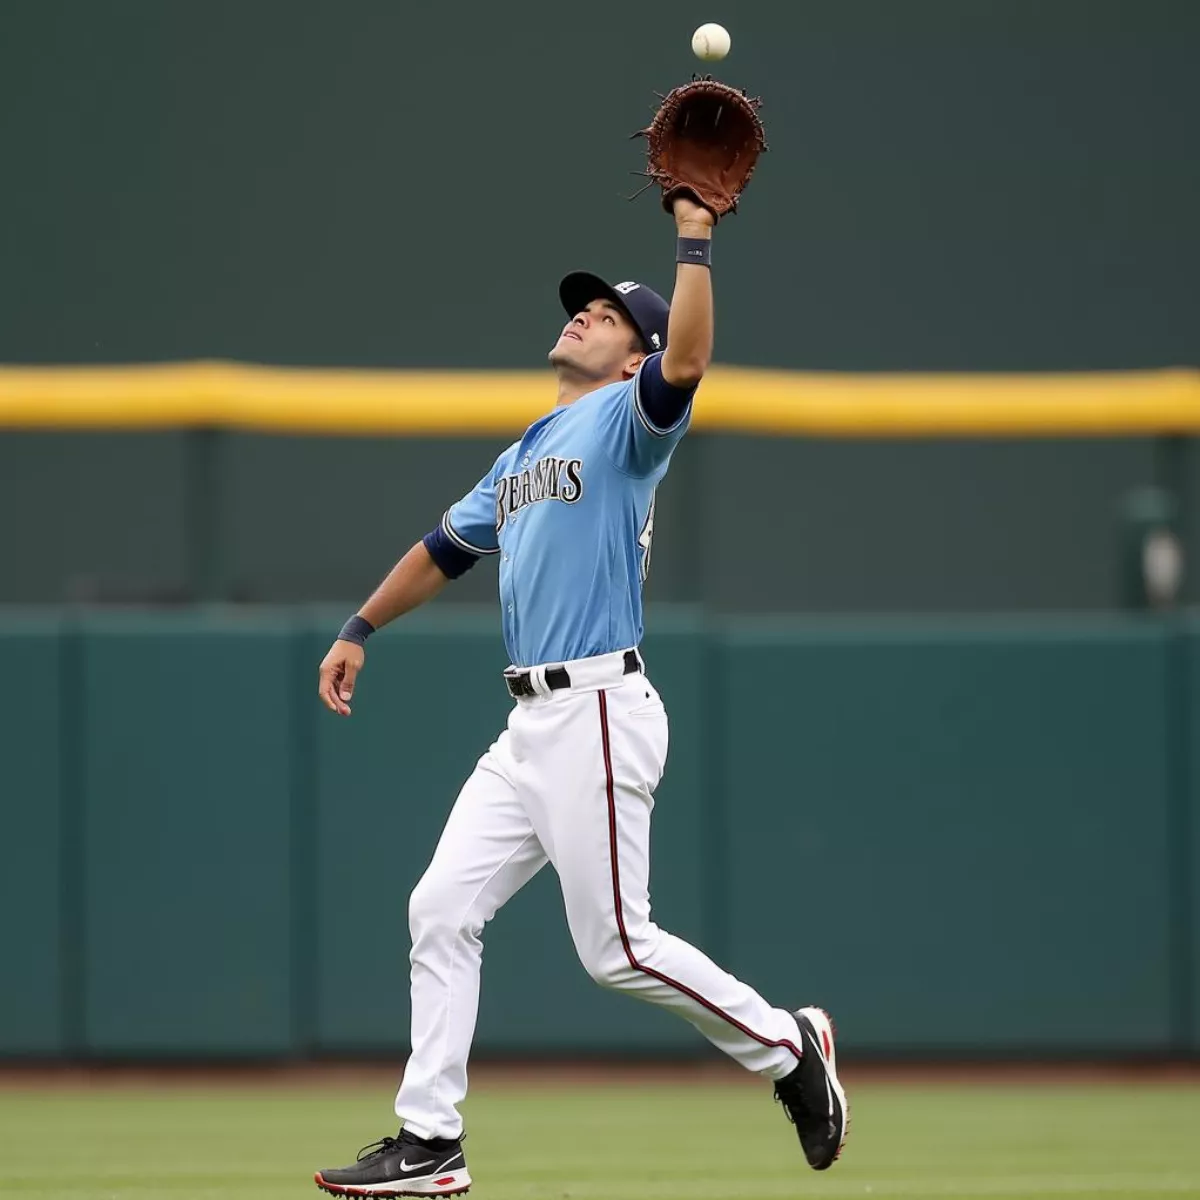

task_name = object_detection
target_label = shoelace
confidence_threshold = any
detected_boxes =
[356,1131,465,1161]
[357,1136,401,1162]
[774,1078,813,1124]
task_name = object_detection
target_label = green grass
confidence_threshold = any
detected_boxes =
[3,1073,1199,1199]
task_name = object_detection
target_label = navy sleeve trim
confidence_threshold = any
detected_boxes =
[423,526,479,580]
[441,511,499,556]
[634,352,695,437]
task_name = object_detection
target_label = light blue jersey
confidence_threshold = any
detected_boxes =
[440,353,691,668]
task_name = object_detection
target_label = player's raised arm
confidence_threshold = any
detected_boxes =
[640,76,765,387]
[661,196,715,388]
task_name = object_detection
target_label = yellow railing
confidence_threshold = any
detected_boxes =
[0,362,1197,436]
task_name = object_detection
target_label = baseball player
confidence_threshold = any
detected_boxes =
[312,192,847,1196]
[313,81,846,1192]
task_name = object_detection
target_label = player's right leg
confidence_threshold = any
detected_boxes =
[315,732,547,1197]
[523,670,848,1171]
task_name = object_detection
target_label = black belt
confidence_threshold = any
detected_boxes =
[504,649,641,699]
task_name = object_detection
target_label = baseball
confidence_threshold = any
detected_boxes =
[691,23,731,62]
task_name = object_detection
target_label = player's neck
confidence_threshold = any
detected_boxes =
[554,368,626,409]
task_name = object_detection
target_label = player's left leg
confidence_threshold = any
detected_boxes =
[521,665,848,1170]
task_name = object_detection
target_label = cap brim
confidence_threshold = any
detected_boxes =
[558,271,651,352]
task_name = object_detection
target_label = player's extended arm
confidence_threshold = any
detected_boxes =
[317,541,448,716]
[358,540,449,629]
[660,196,715,388]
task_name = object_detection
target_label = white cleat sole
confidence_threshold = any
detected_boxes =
[314,1168,472,1197]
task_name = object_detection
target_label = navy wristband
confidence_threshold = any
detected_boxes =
[676,236,712,267]
[337,614,375,646]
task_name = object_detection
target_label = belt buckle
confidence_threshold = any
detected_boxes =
[504,669,532,699]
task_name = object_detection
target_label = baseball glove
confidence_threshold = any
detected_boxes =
[636,77,767,220]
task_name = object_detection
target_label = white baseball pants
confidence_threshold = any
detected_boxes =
[394,648,803,1140]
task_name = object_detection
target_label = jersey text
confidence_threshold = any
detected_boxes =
[495,456,584,532]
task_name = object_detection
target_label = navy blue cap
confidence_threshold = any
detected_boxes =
[559,272,670,355]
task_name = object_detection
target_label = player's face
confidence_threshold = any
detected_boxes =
[548,300,645,381]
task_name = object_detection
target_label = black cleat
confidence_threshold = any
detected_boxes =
[773,1005,849,1170]
[314,1129,471,1197]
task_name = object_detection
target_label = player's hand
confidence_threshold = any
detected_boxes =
[672,195,716,229]
[318,639,365,717]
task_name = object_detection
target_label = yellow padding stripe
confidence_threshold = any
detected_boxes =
[0,361,1197,436]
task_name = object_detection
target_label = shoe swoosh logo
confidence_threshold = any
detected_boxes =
[398,1157,436,1172]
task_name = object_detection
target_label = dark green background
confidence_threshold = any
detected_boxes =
[0,1,1196,370]
[1,1,1197,612]
[1,609,1196,1060]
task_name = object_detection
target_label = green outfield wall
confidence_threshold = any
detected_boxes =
[0,608,1196,1060]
